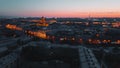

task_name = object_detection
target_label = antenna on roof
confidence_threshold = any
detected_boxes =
[88,12,91,20]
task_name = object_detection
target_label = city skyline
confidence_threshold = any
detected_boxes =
[0,0,120,17]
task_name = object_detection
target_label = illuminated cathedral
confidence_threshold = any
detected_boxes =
[36,17,49,27]
[39,17,46,24]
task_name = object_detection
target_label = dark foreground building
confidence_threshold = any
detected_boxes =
[0,42,100,68]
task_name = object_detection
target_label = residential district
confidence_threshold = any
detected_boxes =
[0,17,120,68]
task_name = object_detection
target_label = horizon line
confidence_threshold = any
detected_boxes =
[0,16,120,18]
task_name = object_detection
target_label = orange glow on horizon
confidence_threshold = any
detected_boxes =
[21,11,120,18]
